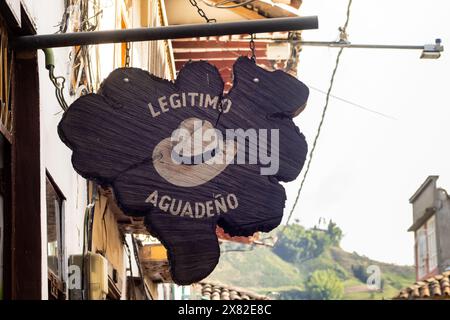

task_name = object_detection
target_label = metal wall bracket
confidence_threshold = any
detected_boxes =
[11,16,319,50]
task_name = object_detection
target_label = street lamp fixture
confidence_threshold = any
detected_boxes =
[258,37,444,60]
[420,39,443,59]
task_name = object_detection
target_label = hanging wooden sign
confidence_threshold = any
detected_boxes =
[58,57,309,285]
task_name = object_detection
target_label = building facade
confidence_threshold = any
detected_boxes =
[0,0,176,300]
[0,0,302,300]
[409,176,450,281]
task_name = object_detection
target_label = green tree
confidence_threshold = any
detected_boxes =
[274,222,344,263]
[304,270,344,300]
[327,220,343,245]
[351,264,368,283]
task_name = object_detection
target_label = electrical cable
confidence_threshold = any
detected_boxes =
[284,31,302,74]
[66,0,100,97]
[308,85,397,120]
[55,0,70,34]
[284,0,353,229]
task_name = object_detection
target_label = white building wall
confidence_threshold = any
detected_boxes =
[21,0,88,299]
[20,0,176,299]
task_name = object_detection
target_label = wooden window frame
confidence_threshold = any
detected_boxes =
[415,215,439,280]
[416,226,427,279]
[45,171,66,300]
[426,216,438,272]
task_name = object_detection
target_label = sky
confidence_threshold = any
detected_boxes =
[282,0,450,266]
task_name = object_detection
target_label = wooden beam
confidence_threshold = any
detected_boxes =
[1,116,12,299]
[10,49,41,300]
[205,0,266,20]
[174,49,266,60]
[172,40,268,50]
[175,59,273,71]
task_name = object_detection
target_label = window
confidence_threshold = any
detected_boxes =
[415,215,439,280]
[427,216,438,271]
[416,226,427,279]
[46,174,64,280]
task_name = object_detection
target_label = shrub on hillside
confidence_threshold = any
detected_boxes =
[304,269,344,300]
[274,221,343,263]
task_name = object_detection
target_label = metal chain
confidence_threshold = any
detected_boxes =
[189,0,216,23]
[125,42,131,67]
[249,33,256,62]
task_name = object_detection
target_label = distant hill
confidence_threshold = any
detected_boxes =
[207,223,415,300]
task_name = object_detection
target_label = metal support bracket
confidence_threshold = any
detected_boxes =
[11,16,319,50]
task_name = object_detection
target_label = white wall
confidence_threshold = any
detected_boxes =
[20,0,176,299]
[21,0,88,299]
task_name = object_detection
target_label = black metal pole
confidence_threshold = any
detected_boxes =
[12,16,318,50]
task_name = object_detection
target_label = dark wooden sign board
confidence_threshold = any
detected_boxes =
[58,57,309,285]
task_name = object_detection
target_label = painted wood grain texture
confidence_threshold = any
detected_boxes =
[58,57,309,285]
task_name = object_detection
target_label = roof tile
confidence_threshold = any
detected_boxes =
[197,281,269,300]
[395,272,450,299]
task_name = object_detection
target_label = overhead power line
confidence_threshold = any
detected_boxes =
[308,85,398,120]
[284,0,353,228]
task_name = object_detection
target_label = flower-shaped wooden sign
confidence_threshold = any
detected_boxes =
[58,57,309,284]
